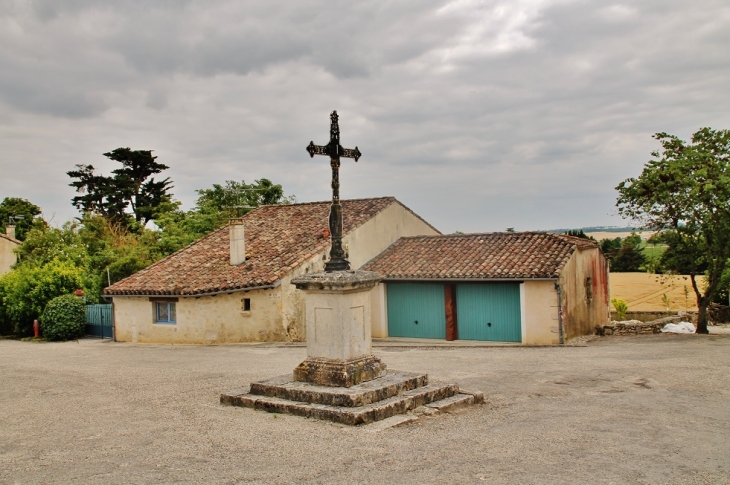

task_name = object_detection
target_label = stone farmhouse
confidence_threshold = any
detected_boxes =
[105,197,439,344]
[105,197,610,345]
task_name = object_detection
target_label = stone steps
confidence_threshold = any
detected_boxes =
[221,371,484,426]
[248,370,429,407]
[424,391,483,412]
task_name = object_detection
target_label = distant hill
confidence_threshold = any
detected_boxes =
[544,226,639,234]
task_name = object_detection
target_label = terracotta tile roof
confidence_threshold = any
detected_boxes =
[105,197,398,296]
[361,232,598,280]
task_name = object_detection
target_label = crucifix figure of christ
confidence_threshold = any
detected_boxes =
[306,110,362,272]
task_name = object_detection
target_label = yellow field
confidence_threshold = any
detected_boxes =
[609,273,702,312]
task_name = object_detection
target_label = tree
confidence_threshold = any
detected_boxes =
[599,237,622,260]
[610,233,647,272]
[564,229,594,240]
[154,179,295,256]
[194,178,293,219]
[616,128,730,333]
[0,259,88,335]
[0,197,44,241]
[13,215,156,301]
[68,148,173,226]
[598,235,646,272]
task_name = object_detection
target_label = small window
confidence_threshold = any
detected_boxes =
[156,302,177,324]
[242,298,251,312]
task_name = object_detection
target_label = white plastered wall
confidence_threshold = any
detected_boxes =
[112,287,284,344]
[521,280,561,345]
[0,237,18,275]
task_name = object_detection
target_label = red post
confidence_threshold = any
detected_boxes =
[33,319,40,338]
[444,284,458,341]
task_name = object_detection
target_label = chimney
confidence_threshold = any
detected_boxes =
[229,219,246,265]
[6,225,15,240]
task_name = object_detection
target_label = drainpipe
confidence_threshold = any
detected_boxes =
[555,282,565,345]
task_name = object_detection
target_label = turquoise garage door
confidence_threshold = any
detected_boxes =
[456,283,521,342]
[387,283,446,339]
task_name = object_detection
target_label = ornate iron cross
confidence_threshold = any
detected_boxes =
[306,110,362,272]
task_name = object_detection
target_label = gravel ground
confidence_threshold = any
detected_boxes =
[1,333,729,485]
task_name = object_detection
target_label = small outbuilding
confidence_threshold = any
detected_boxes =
[363,232,610,344]
[105,197,439,344]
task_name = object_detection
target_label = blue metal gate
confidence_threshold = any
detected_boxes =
[456,283,521,342]
[387,283,446,339]
[86,304,114,339]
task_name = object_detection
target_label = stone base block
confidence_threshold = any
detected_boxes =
[293,355,386,388]
[250,370,427,407]
[221,370,480,426]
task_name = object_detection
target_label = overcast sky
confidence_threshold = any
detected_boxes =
[1,0,729,233]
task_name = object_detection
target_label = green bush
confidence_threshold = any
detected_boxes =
[0,259,87,335]
[40,294,86,341]
[611,298,629,321]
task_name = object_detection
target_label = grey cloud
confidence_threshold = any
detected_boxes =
[1,0,729,232]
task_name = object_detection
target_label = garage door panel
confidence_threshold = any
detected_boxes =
[387,283,446,339]
[457,284,521,342]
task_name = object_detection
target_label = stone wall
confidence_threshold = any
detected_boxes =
[596,315,692,336]
[610,311,703,323]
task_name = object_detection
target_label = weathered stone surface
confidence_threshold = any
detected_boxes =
[249,370,427,407]
[459,389,486,404]
[221,381,460,426]
[424,393,478,412]
[291,270,383,292]
[596,320,666,336]
[293,355,387,387]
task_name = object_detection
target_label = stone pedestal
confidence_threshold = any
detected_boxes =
[220,270,484,425]
[290,270,386,387]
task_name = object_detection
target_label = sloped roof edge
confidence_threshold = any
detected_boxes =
[105,196,403,296]
[362,231,598,280]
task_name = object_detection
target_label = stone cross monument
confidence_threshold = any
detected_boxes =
[220,111,482,425]
[294,110,386,386]
[306,110,361,271]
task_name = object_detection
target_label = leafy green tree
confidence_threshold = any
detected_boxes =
[649,230,708,275]
[68,148,173,226]
[15,222,88,268]
[154,179,294,256]
[75,214,158,294]
[616,128,730,333]
[609,233,647,272]
[713,267,730,305]
[599,237,622,260]
[0,197,44,241]
[13,215,155,301]
[195,178,293,219]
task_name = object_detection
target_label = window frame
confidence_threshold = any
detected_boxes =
[155,302,177,324]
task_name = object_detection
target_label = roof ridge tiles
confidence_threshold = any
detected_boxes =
[362,230,601,280]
